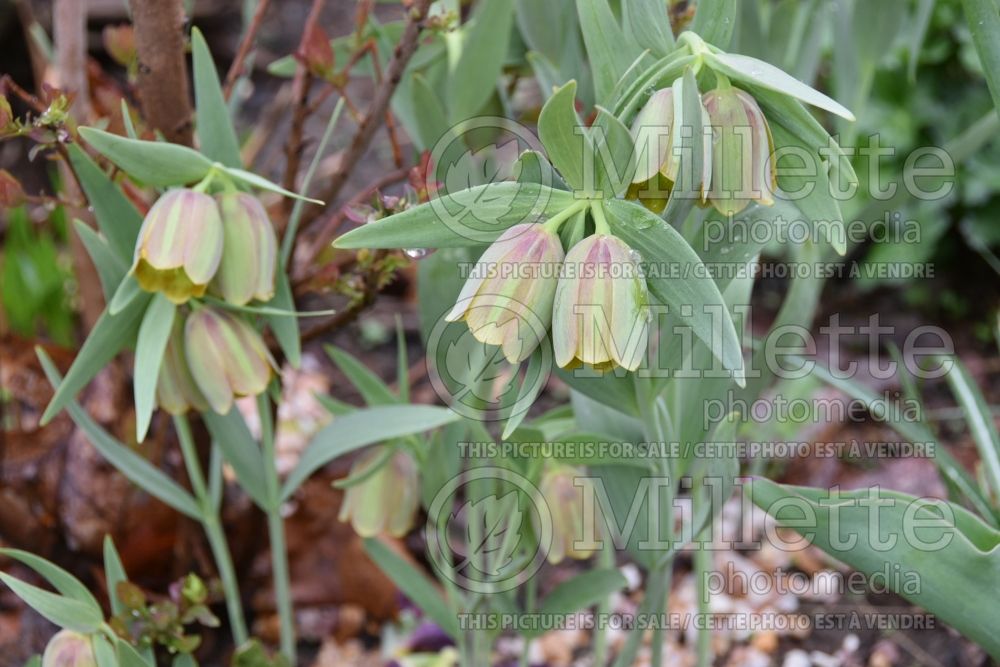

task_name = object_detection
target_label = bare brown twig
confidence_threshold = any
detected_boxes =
[223,0,273,101]
[127,0,193,146]
[280,0,327,220]
[292,0,432,243]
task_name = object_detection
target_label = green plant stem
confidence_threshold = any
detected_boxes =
[592,539,614,667]
[542,199,589,233]
[590,200,611,236]
[694,527,713,667]
[174,415,249,646]
[259,394,296,661]
[519,575,538,667]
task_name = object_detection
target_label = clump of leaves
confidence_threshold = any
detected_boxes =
[110,574,220,655]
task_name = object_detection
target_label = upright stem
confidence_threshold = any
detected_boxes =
[259,394,296,661]
[694,526,713,667]
[174,415,249,646]
[592,539,614,666]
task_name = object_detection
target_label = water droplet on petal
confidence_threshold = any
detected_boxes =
[404,248,432,259]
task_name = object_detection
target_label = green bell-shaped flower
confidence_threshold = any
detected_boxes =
[132,189,224,303]
[446,223,564,363]
[338,447,420,538]
[211,192,278,306]
[540,464,598,564]
[552,234,649,372]
[156,316,209,415]
[184,306,275,414]
[703,84,777,216]
[42,630,97,667]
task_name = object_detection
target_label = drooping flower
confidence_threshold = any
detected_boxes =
[540,464,598,564]
[132,189,224,304]
[552,234,649,371]
[42,630,97,667]
[211,191,278,306]
[703,85,776,215]
[156,316,208,415]
[184,307,275,414]
[628,80,712,213]
[446,223,564,363]
[338,447,420,537]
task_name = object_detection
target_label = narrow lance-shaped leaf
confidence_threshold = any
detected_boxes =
[38,349,202,519]
[78,127,214,187]
[42,294,152,424]
[134,294,176,442]
[191,27,242,168]
[66,143,143,260]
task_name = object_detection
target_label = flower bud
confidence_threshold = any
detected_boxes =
[211,192,278,306]
[630,88,677,186]
[446,223,564,363]
[42,630,97,667]
[552,234,649,371]
[540,465,597,564]
[133,189,224,304]
[157,317,208,414]
[703,86,776,215]
[0,95,13,131]
[184,307,275,414]
[338,447,420,537]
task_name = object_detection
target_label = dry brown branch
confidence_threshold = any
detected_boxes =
[127,0,194,146]
[223,0,273,101]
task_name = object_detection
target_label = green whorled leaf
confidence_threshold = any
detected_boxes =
[770,123,846,255]
[267,268,301,368]
[538,81,586,192]
[315,393,355,417]
[281,405,460,501]
[363,538,459,638]
[78,127,214,187]
[962,0,1000,120]
[73,220,128,301]
[604,199,746,387]
[102,536,128,616]
[192,27,242,168]
[800,357,999,528]
[527,51,568,101]
[592,106,636,197]
[690,0,738,49]
[202,409,269,508]
[622,0,675,57]
[751,480,1000,660]
[38,349,202,519]
[514,149,568,191]
[750,86,858,187]
[501,348,547,439]
[940,356,1000,499]
[533,568,627,628]
[41,294,151,424]
[409,73,449,151]
[395,319,409,403]
[333,183,576,249]
[116,637,156,667]
[555,366,639,417]
[449,0,515,122]
[134,294,176,442]
[325,346,397,406]
[0,549,101,613]
[66,143,143,260]
[0,574,103,633]
[576,0,640,105]
[109,274,143,316]
[661,67,707,224]
[704,51,855,121]
[908,0,936,81]
[220,166,323,204]
[93,634,117,667]
[612,51,696,121]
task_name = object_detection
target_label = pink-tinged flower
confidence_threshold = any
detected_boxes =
[552,234,649,371]
[42,630,96,667]
[446,223,565,363]
[156,317,208,415]
[703,86,776,215]
[133,189,224,304]
[211,192,278,306]
[631,88,678,185]
[540,464,598,564]
[338,447,420,537]
[184,307,275,414]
